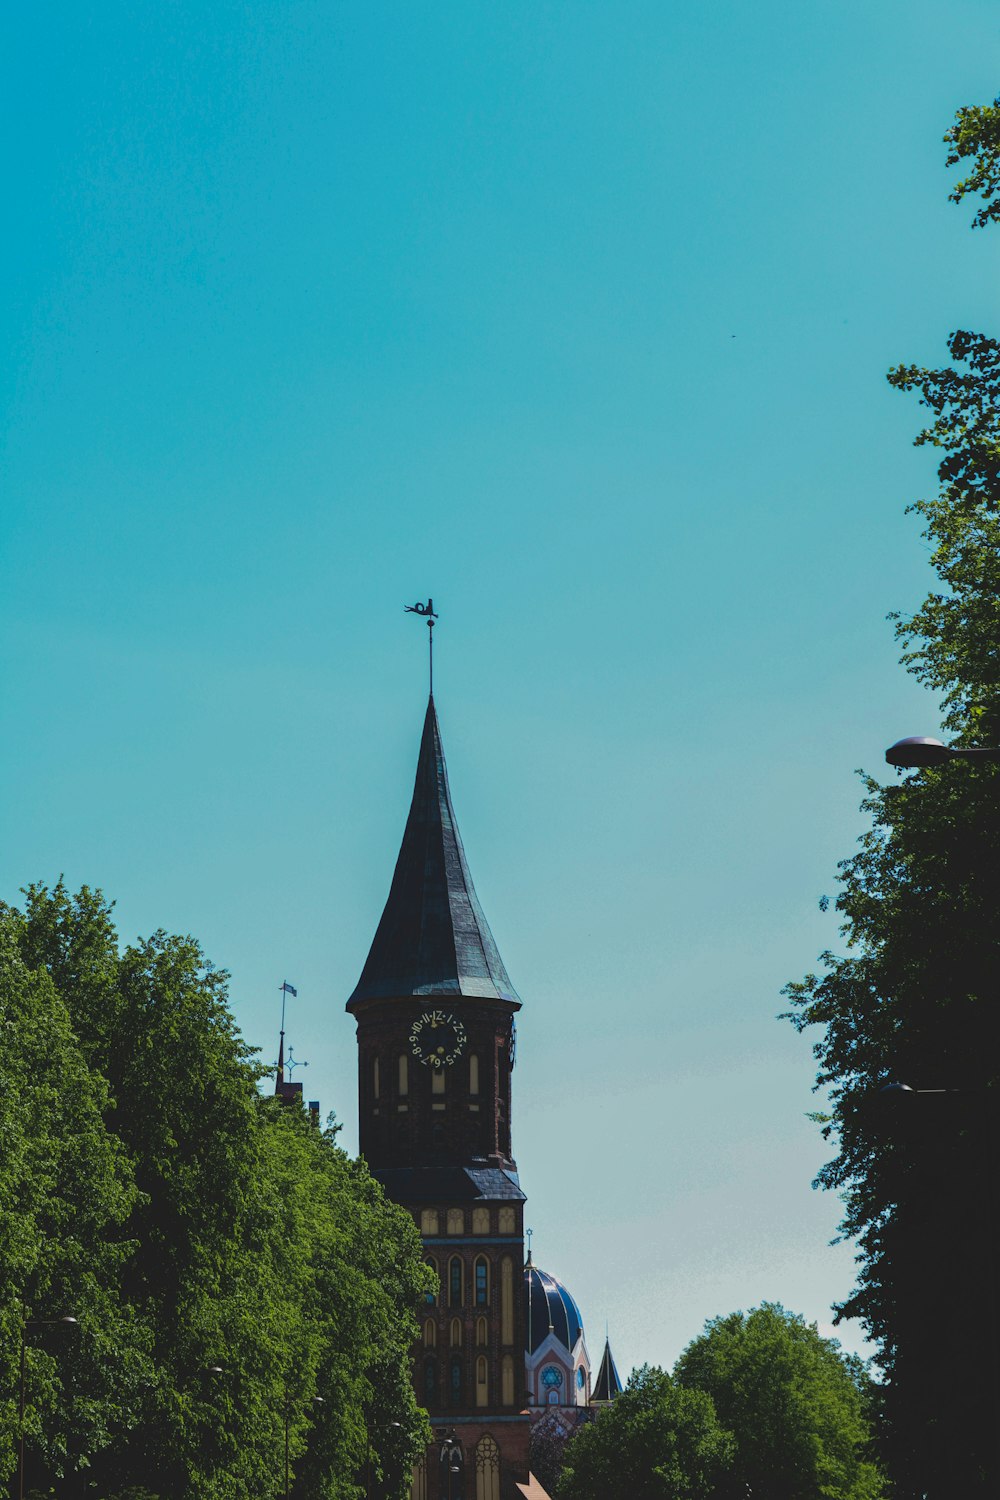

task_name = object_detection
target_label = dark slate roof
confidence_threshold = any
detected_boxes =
[524,1262,585,1355]
[347,696,519,1008]
[591,1337,623,1403]
[373,1166,525,1205]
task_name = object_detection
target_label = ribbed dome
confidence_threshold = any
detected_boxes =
[524,1262,584,1355]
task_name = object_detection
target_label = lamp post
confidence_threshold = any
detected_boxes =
[18,1314,78,1500]
[438,1431,463,1500]
[283,1393,325,1499]
[877,1083,999,1495]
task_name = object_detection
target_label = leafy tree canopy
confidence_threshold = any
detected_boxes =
[784,95,1000,1498]
[674,1304,885,1500]
[2,880,431,1500]
[557,1365,734,1500]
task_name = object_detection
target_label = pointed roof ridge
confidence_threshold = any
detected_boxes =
[591,1335,623,1403]
[347,696,519,1009]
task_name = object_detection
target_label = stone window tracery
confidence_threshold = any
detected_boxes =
[475,1434,500,1500]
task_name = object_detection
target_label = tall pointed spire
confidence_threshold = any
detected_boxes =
[591,1336,623,1404]
[347,697,519,1009]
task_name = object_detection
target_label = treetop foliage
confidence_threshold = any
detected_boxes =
[784,95,1000,1498]
[556,1306,882,1500]
[946,95,1000,228]
[1,880,432,1500]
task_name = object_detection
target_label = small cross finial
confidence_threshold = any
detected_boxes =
[284,1046,308,1078]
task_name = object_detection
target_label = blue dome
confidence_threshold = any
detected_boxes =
[524,1263,584,1355]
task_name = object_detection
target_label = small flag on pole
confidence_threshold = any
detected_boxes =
[280,981,298,997]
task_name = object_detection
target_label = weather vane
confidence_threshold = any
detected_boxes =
[404,598,439,695]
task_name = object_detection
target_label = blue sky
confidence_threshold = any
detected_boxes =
[3,1,999,1375]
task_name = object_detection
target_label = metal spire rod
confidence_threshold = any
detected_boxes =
[404,598,439,696]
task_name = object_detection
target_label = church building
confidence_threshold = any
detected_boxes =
[345,691,620,1499]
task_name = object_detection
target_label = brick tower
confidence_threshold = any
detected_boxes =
[347,695,530,1500]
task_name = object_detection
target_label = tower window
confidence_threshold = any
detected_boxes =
[450,1356,463,1406]
[425,1256,439,1305]
[475,1256,490,1306]
[398,1054,409,1096]
[373,1056,380,1099]
[498,1208,515,1235]
[423,1319,437,1348]
[472,1207,489,1235]
[449,1256,463,1307]
[476,1315,488,1347]
[469,1054,480,1095]
[432,1067,446,1096]
[475,1356,488,1408]
[502,1354,515,1407]
[424,1358,436,1402]
[447,1208,464,1235]
[450,1317,463,1349]
[500,1257,514,1345]
[421,1210,440,1236]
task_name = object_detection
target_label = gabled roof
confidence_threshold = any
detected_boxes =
[347,696,519,1009]
[591,1336,623,1403]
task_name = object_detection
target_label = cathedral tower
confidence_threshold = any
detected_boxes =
[347,695,530,1500]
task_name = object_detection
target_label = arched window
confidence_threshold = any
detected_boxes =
[424,1358,437,1402]
[472,1207,489,1235]
[498,1208,515,1235]
[450,1316,463,1348]
[447,1208,464,1235]
[500,1256,514,1345]
[373,1056,380,1099]
[475,1256,490,1306]
[449,1256,463,1307]
[421,1209,439,1236]
[475,1434,500,1500]
[450,1355,463,1406]
[423,1319,437,1348]
[475,1356,489,1408]
[398,1054,409,1096]
[469,1054,480,1094]
[425,1256,439,1305]
[476,1315,488,1347]
[502,1354,515,1407]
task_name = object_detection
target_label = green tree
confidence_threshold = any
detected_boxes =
[784,97,1000,1499]
[6,880,431,1499]
[557,1365,734,1500]
[0,908,147,1496]
[674,1305,885,1500]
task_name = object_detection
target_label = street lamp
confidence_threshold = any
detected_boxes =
[18,1314,78,1500]
[438,1431,463,1500]
[885,736,1000,767]
[284,1393,325,1499]
[364,1418,403,1499]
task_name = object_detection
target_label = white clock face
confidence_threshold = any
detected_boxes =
[409,1009,467,1068]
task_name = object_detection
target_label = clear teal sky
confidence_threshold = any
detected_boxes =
[3,2,999,1375]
